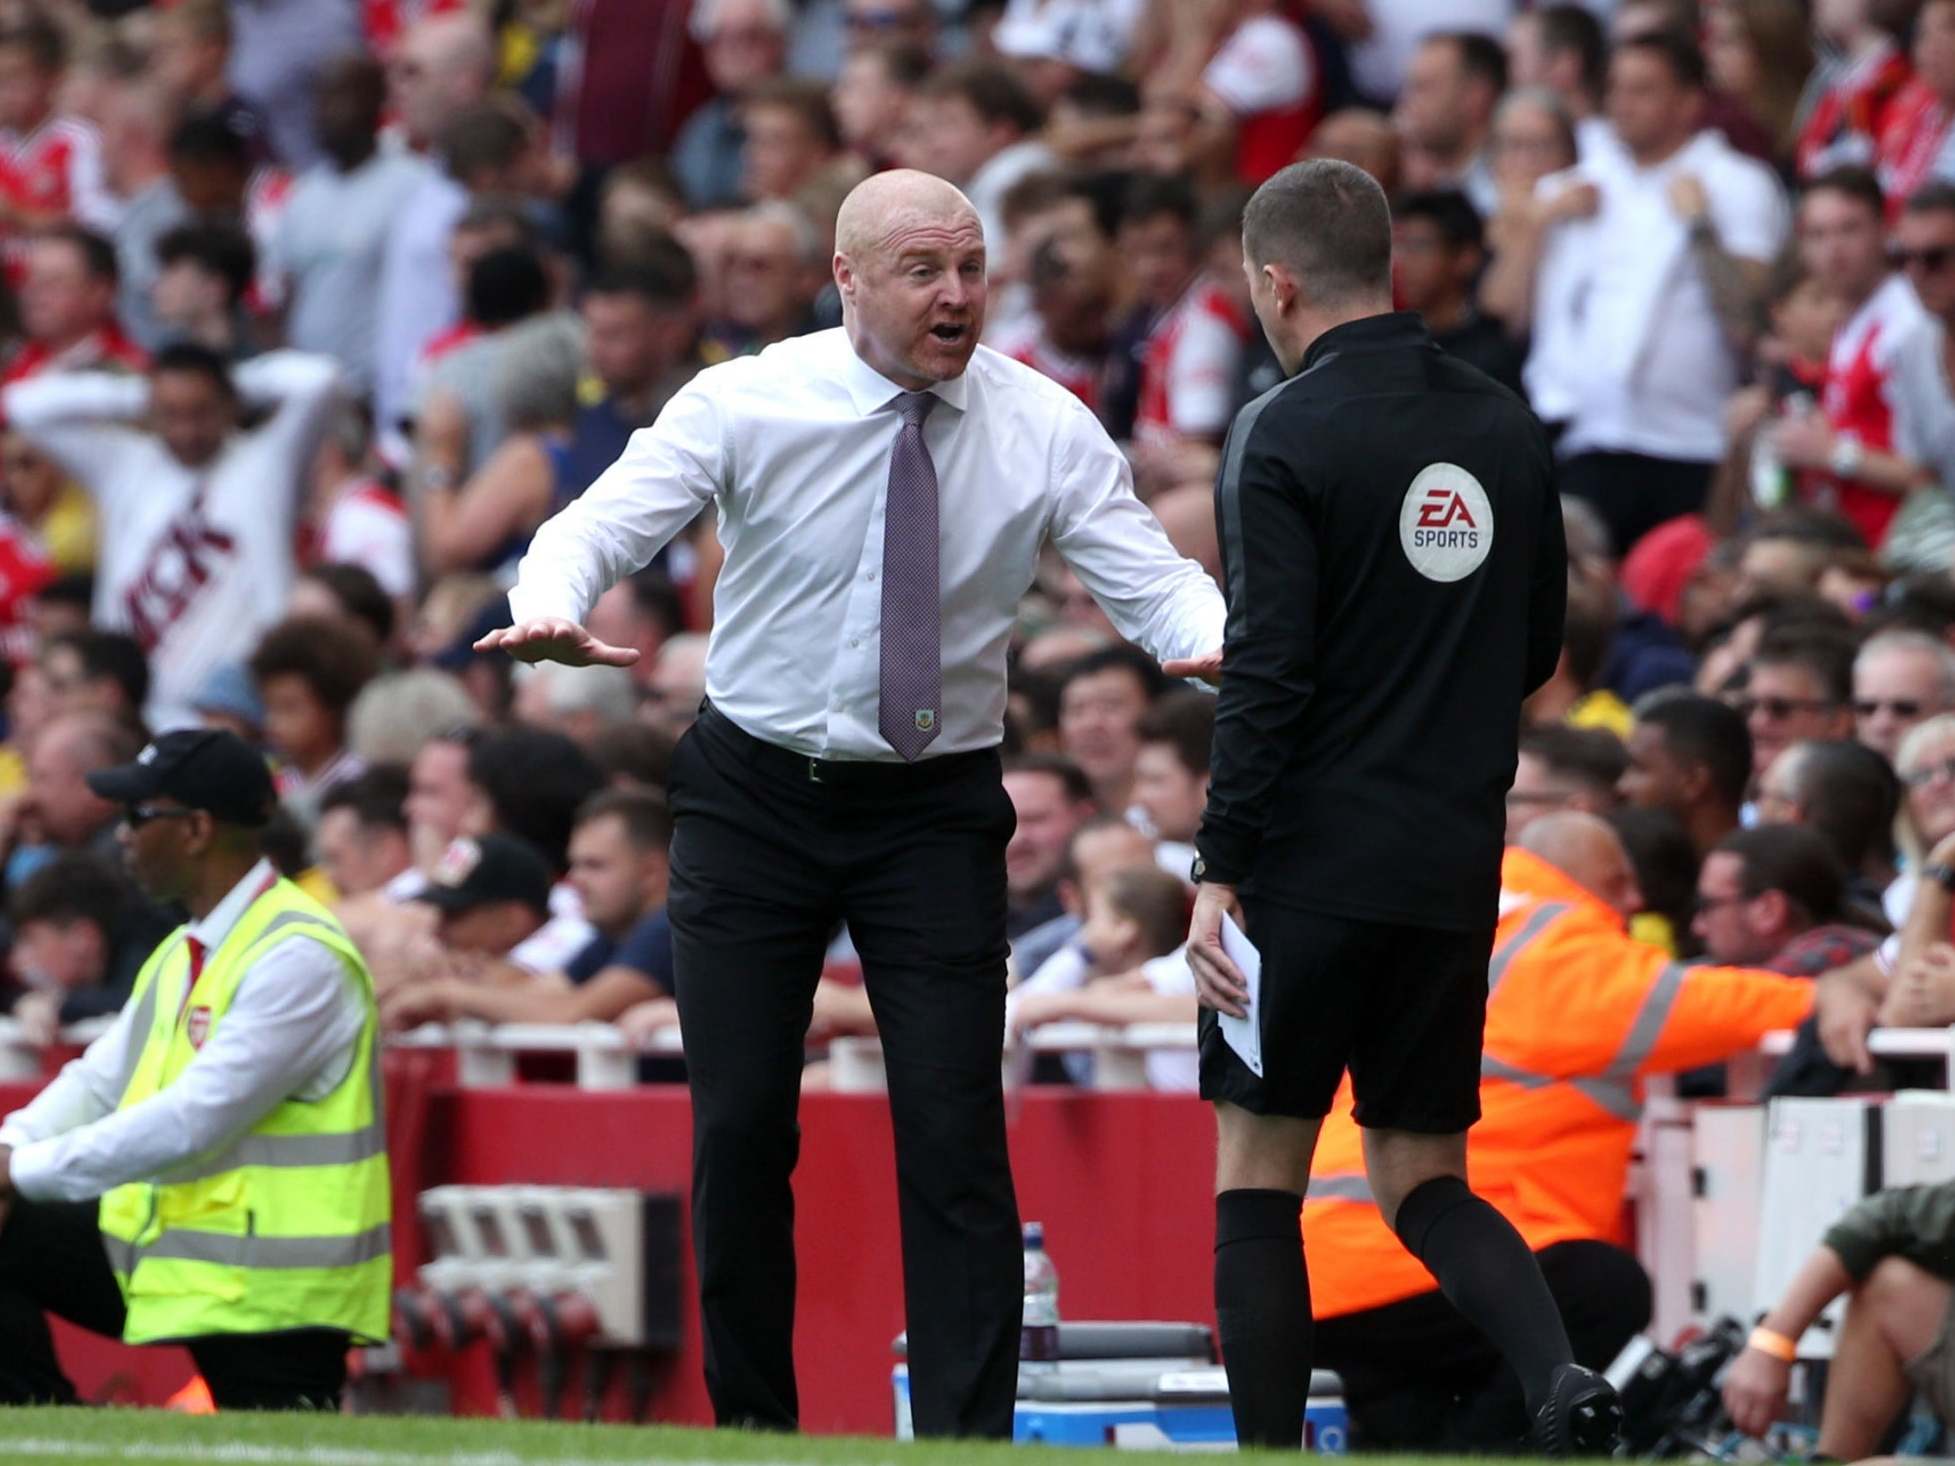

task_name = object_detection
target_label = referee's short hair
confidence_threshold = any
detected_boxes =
[1242,159,1392,307]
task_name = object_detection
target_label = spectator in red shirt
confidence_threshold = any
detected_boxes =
[4,226,145,385]
[0,17,115,244]
[992,172,1118,416]
[1799,0,1912,179]
[1875,0,1955,210]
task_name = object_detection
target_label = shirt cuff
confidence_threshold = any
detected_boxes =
[7,1136,63,1202]
[1193,826,1255,888]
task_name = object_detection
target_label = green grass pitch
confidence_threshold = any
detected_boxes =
[0,1407,1548,1466]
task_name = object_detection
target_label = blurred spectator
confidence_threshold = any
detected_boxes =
[227,0,364,168]
[833,42,933,171]
[6,225,144,383]
[1008,810,1154,980]
[513,661,637,746]
[386,789,675,1031]
[642,632,709,742]
[1037,71,1142,173]
[304,407,414,611]
[1695,824,1878,973]
[841,0,939,58]
[4,711,140,890]
[0,16,115,241]
[1523,582,1630,735]
[1874,0,1955,209]
[1057,645,1164,815]
[345,668,479,768]
[1743,627,1858,780]
[315,764,412,900]
[1527,32,1788,555]
[739,77,842,203]
[190,662,263,745]
[1506,724,1628,843]
[676,0,792,210]
[992,171,1117,410]
[387,14,497,153]
[1124,173,1246,456]
[910,61,1050,256]
[151,0,264,154]
[586,570,685,692]
[39,628,148,729]
[290,563,396,657]
[1477,91,1580,339]
[1705,0,1814,170]
[276,55,434,392]
[1002,752,1097,937]
[248,614,380,825]
[150,221,257,359]
[1392,188,1523,393]
[1798,0,1911,178]
[1504,4,1608,158]
[553,0,712,168]
[1882,186,1955,572]
[1854,628,1955,761]
[413,830,554,957]
[5,850,169,1042]
[1305,108,1401,193]
[1621,691,1752,855]
[1772,169,1928,549]
[1755,739,1902,899]
[1132,688,1210,847]
[3,345,342,729]
[1394,32,1506,214]
[705,202,825,357]
[1008,862,1196,1089]
[114,108,259,349]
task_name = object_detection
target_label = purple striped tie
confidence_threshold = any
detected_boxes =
[878,391,942,761]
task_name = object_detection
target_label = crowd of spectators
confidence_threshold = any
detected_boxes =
[2,0,1955,1121]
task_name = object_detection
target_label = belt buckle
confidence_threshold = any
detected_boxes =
[807,757,824,784]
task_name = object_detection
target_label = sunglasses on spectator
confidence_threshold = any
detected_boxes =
[1903,758,1955,789]
[1732,694,1837,720]
[1855,697,1924,719]
[1693,891,1751,916]
[1891,245,1955,273]
[122,803,199,830]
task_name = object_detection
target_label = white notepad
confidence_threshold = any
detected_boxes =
[1217,913,1263,1077]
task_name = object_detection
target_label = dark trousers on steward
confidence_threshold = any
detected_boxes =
[0,1196,350,1408]
[666,704,1023,1437]
[1314,1240,1652,1450]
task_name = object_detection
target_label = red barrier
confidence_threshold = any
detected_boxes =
[0,1067,1217,1434]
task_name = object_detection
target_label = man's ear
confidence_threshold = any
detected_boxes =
[1751,888,1791,936]
[833,252,855,302]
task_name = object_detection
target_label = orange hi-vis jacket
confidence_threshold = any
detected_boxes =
[1303,846,1817,1320]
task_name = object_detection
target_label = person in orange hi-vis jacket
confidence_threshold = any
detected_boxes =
[1305,811,1843,1451]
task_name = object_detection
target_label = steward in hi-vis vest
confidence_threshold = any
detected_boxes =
[0,729,388,1411]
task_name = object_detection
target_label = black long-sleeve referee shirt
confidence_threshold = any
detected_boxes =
[1194,311,1567,932]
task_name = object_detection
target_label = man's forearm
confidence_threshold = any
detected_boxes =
[1758,1245,1853,1342]
[1689,231,1768,356]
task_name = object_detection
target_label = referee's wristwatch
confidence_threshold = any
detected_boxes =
[1929,863,1955,894]
[1190,855,1208,884]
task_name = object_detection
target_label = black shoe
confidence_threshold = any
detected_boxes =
[1530,1363,1622,1457]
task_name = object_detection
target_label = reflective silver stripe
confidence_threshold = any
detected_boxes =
[1307,1173,1374,1202]
[109,973,163,1103]
[1483,1054,1640,1120]
[161,1125,388,1184]
[1606,962,1685,1078]
[1487,903,1570,993]
[101,1232,136,1276]
[132,1221,391,1270]
[1480,1052,1552,1090]
[241,910,351,964]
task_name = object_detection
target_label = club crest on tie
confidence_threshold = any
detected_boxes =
[915,709,936,732]
[186,1005,211,1049]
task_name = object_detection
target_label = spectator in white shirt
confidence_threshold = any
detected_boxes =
[1,345,342,731]
[1527,31,1788,555]
[1870,183,1955,570]
[1393,32,1508,215]
[274,56,433,392]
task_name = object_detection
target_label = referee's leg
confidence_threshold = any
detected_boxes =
[667,718,840,1430]
[0,1197,128,1404]
[841,759,1022,1439]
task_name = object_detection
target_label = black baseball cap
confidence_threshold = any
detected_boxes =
[415,835,554,917]
[86,729,276,827]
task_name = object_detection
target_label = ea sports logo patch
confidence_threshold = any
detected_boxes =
[1400,463,1494,583]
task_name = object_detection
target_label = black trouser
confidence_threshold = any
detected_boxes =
[666,705,1022,1437]
[1314,1239,1651,1451]
[0,1197,350,1409]
[1557,450,1714,556]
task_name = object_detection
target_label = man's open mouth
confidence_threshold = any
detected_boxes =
[931,323,969,342]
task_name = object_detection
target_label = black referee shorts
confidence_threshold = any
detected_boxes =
[1197,898,1493,1133]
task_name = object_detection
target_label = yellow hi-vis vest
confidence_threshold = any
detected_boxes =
[97,878,391,1346]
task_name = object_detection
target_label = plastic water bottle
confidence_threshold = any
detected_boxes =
[1021,1221,1060,1369]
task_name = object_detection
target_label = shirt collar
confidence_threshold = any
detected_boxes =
[832,328,973,418]
[1300,310,1431,373]
[187,858,279,952]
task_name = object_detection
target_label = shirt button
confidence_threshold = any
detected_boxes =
[850,638,862,649]
[865,570,877,582]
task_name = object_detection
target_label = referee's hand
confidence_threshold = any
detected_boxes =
[474,618,641,668]
[1187,881,1248,1017]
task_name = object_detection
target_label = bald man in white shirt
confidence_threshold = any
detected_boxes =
[481,170,1224,1438]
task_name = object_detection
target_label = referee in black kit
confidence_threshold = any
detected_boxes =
[479,169,1224,1437]
[1183,160,1622,1455]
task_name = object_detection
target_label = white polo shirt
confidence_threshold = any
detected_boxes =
[1525,129,1789,463]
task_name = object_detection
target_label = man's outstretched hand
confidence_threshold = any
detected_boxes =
[1162,646,1223,685]
[474,618,641,668]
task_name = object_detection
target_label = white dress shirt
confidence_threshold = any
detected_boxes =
[509,327,1225,761]
[0,860,368,1203]
[1525,129,1789,461]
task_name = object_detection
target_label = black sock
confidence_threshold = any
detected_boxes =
[1391,1175,1573,1415]
[1214,1188,1312,1450]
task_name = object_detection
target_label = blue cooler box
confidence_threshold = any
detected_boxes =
[891,1322,1348,1452]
